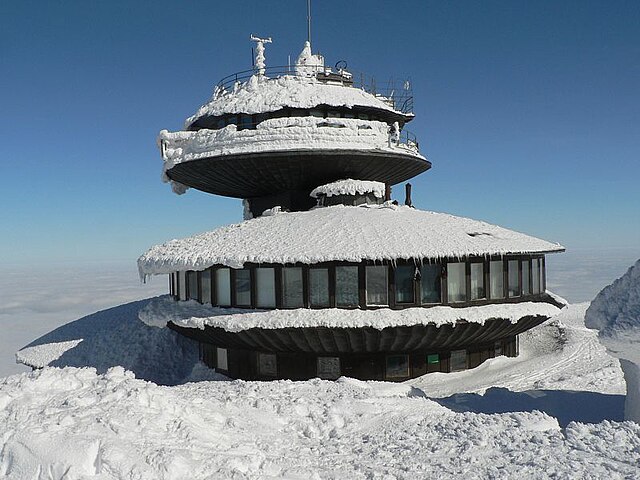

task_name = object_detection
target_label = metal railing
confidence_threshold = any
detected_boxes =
[214,64,414,114]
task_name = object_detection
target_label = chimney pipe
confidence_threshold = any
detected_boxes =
[404,183,413,207]
[385,183,391,202]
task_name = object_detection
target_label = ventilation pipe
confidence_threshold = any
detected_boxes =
[404,183,413,207]
[385,183,391,202]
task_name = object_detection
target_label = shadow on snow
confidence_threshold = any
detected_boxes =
[432,387,624,427]
[19,296,199,386]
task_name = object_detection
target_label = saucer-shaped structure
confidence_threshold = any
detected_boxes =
[138,201,564,381]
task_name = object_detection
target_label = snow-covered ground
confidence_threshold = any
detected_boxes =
[1,254,639,478]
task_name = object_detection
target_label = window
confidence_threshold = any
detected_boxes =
[395,266,415,304]
[282,267,304,308]
[336,266,359,307]
[187,271,198,300]
[178,271,187,301]
[216,268,231,306]
[421,264,441,303]
[317,357,341,379]
[522,260,531,296]
[238,114,252,130]
[216,347,228,371]
[366,265,388,306]
[470,263,485,300]
[309,268,330,307]
[489,260,504,299]
[386,355,410,378]
[201,269,211,304]
[508,260,520,297]
[258,353,277,376]
[235,269,251,306]
[447,262,466,303]
[450,350,467,372]
[171,273,178,297]
[532,258,541,294]
[255,268,276,308]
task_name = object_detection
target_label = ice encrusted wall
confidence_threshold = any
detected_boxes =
[585,259,640,422]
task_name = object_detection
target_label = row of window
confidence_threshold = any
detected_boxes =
[190,107,391,132]
[206,339,516,380]
[170,257,546,309]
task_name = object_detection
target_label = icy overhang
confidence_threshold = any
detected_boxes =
[310,179,386,199]
[139,296,562,332]
[137,204,565,279]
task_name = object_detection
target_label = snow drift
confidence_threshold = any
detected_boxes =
[586,259,640,422]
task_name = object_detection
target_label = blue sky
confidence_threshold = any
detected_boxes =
[2,0,639,265]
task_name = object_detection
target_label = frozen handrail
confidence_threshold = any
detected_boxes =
[214,64,414,114]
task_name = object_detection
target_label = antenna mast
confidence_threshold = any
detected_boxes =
[307,0,312,45]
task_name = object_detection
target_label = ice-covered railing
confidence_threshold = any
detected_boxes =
[215,64,414,114]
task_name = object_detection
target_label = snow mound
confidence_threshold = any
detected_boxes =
[15,298,199,385]
[185,74,407,127]
[310,178,385,199]
[585,259,640,363]
[0,366,637,479]
[139,296,561,332]
[585,259,640,422]
[138,205,564,277]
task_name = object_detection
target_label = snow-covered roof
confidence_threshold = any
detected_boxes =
[137,204,564,278]
[310,179,385,199]
[139,296,561,332]
[185,74,409,128]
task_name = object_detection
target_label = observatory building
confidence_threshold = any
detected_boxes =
[138,38,564,381]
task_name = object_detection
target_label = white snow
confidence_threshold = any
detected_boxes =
[138,295,561,332]
[15,339,83,368]
[585,259,640,422]
[185,73,407,128]
[137,204,564,278]
[0,303,637,479]
[310,178,386,199]
[159,117,424,191]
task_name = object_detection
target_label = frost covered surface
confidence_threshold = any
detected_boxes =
[160,117,424,187]
[15,298,199,385]
[585,259,640,422]
[139,296,561,332]
[585,259,640,364]
[1,303,636,478]
[15,339,83,368]
[138,204,564,277]
[310,178,386,198]
[185,74,407,127]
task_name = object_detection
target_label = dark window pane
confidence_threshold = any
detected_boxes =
[508,260,520,297]
[258,353,277,376]
[201,270,211,304]
[395,266,415,303]
[317,357,341,379]
[187,271,198,300]
[366,266,388,306]
[282,267,304,308]
[235,269,251,306]
[309,268,330,307]
[447,262,466,303]
[470,263,485,300]
[522,260,531,295]
[336,266,359,307]
[256,268,276,308]
[421,264,441,303]
[490,260,504,299]
[386,355,409,378]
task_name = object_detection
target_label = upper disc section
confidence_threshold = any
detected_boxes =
[159,40,429,197]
